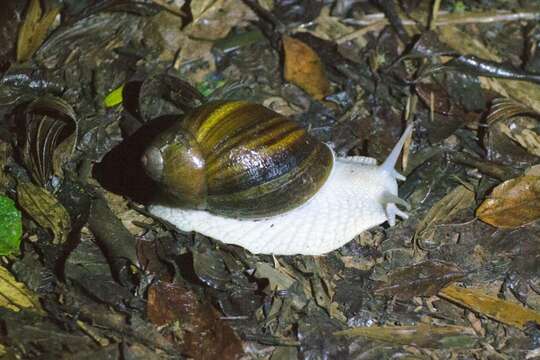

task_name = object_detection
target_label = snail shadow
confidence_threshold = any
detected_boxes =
[93,115,178,204]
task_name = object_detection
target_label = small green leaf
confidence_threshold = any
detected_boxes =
[0,196,22,256]
[104,84,125,108]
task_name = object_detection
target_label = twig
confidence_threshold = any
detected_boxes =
[342,10,540,27]
[336,9,540,44]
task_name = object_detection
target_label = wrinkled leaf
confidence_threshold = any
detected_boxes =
[374,260,465,299]
[0,196,22,256]
[147,281,244,359]
[439,284,540,329]
[283,35,331,101]
[17,0,60,62]
[0,265,43,313]
[17,182,71,244]
[476,176,540,228]
[335,323,478,349]
[415,184,475,245]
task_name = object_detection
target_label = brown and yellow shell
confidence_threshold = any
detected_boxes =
[141,100,334,219]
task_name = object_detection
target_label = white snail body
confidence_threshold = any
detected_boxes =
[143,101,412,255]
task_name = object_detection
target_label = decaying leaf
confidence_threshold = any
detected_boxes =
[147,281,244,359]
[335,323,478,349]
[283,35,331,101]
[17,0,60,62]
[439,284,540,329]
[414,184,475,244]
[188,0,254,40]
[0,195,22,256]
[254,262,295,292]
[17,182,71,244]
[374,260,465,299]
[476,176,540,228]
[0,265,43,313]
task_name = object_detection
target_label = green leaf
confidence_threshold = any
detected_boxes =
[0,196,22,255]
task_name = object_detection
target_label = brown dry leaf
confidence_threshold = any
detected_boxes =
[414,184,475,242]
[335,323,478,349]
[374,260,465,299]
[439,284,540,329]
[17,182,71,244]
[476,176,540,228]
[17,0,60,62]
[283,35,331,101]
[147,281,244,359]
[187,0,255,40]
[0,265,43,313]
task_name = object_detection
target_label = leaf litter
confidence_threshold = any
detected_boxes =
[0,0,540,359]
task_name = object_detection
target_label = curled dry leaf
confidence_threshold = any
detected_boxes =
[17,182,71,244]
[17,0,60,62]
[486,98,540,157]
[476,176,540,228]
[283,35,331,101]
[439,284,540,330]
[21,96,78,186]
[0,265,43,313]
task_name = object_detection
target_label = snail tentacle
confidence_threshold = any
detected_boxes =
[385,203,409,226]
[380,192,410,210]
[380,124,413,175]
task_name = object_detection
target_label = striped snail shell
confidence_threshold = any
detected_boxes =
[141,100,334,218]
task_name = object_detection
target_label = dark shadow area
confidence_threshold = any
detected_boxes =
[93,115,179,204]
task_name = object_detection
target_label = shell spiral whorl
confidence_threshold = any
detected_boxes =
[142,100,334,219]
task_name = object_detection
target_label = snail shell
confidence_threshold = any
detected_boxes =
[142,100,412,255]
[142,100,333,218]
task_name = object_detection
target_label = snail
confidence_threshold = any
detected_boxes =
[142,100,412,255]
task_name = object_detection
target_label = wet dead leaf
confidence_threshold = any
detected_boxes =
[254,262,295,292]
[415,184,475,243]
[335,323,478,349]
[374,260,465,299]
[0,265,43,313]
[438,26,540,114]
[17,182,71,244]
[147,281,244,359]
[17,0,60,62]
[476,176,540,228]
[439,284,540,330]
[283,35,331,101]
[188,0,254,40]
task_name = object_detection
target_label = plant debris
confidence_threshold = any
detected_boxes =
[1,0,540,358]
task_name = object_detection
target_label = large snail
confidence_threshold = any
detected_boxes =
[142,100,412,255]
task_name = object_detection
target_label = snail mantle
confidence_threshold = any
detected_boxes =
[142,101,412,255]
